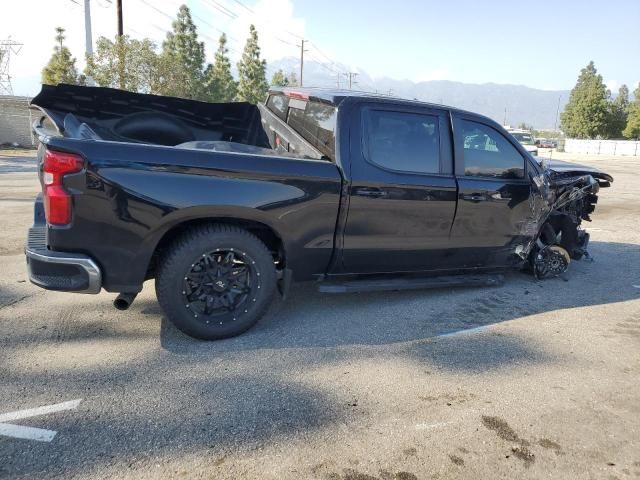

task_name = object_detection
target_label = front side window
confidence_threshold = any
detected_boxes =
[364,110,440,174]
[460,120,525,179]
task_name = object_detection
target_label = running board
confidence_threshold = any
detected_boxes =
[318,274,504,294]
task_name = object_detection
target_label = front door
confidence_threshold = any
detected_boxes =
[449,115,533,268]
[340,105,458,273]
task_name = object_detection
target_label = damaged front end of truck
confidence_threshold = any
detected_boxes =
[518,159,613,279]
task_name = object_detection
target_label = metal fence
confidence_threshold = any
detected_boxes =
[562,138,640,156]
[0,95,34,147]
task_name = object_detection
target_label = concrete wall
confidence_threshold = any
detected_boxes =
[0,96,34,147]
[563,138,640,156]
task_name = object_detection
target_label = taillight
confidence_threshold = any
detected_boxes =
[42,149,84,225]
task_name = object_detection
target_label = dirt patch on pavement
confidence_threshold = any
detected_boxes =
[481,415,528,444]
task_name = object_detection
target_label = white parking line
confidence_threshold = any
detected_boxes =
[436,325,488,338]
[0,423,57,442]
[0,399,82,442]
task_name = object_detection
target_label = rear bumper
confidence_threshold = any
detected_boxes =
[25,226,102,294]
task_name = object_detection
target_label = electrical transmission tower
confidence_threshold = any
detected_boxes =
[0,38,22,96]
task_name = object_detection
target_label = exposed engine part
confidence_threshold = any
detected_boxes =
[534,244,570,279]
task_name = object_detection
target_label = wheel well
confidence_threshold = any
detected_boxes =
[146,218,285,279]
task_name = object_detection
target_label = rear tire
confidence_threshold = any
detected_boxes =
[155,224,276,340]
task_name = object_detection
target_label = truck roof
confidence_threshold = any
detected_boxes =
[269,86,493,123]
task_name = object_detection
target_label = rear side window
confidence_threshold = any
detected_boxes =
[364,110,440,174]
[287,100,337,159]
[460,120,525,179]
[266,94,289,121]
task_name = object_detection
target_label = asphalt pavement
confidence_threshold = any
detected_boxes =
[1,151,639,479]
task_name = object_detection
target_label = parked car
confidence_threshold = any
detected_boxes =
[26,85,612,340]
[507,128,538,156]
[538,139,557,149]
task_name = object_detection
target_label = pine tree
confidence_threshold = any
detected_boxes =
[157,5,206,100]
[85,35,159,93]
[623,85,640,139]
[236,25,268,104]
[42,27,79,85]
[560,61,610,139]
[286,71,299,87]
[205,33,237,102]
[606,84,629,138]
[271,69,287,87]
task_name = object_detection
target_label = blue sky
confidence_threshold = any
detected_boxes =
[291,0,639,91]
[2,0,638,95]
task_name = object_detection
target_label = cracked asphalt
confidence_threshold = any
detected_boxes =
[1,150,639,479]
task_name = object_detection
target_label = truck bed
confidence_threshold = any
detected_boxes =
[28,85,344,292]
[30,84,325,160]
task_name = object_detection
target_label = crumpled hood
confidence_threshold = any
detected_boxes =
[541,157,613,184]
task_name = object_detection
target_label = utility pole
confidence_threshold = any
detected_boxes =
[345,72,358,89]
[554,95,562,132]
[83,0,95,85]
[116,0,124,89]
[503,107,507,126]
[298,39,307,87]
[117,0,123,37]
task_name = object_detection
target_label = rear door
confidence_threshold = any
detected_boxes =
[449,114,533,267]
[340,103,458,273]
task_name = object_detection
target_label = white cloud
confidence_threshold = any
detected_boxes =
[227,0,304,62]
[606,79,619,92]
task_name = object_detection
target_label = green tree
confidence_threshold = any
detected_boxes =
[236,25,268,104]
[85,35,159,93]
[42,27,80,85]
[560,61,610,138]
[606,84,629,138]
[204,33,237,102]
[286,71,298,87]
[271,69,287,87]
[516,122,534,130]
[157,5,206,100]
[270,69,299,87]
[623,85,640,139]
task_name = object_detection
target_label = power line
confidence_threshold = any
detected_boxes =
[308,41,343,72]
[135,0,242,54]
[201,0,238,19]
[225,0,303,41]
[305,53,344,76]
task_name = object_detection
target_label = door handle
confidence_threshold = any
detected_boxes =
[354,188,388,198]
[462,193,487,202]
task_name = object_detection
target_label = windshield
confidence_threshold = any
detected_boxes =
[511,132,534,145]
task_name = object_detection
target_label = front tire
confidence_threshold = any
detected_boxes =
[156,224,276,340]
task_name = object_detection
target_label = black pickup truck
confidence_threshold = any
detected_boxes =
[26,84,612,340]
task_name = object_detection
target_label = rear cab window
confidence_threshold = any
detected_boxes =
[266,93,337,160]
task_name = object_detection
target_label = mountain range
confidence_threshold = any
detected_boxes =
[266,57,569,130]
